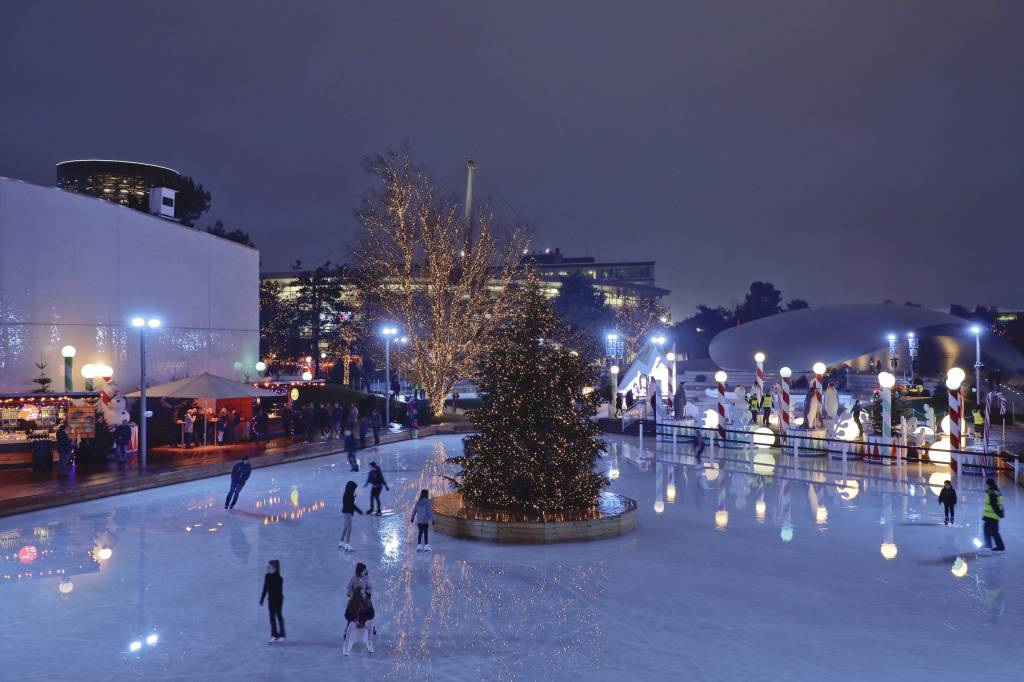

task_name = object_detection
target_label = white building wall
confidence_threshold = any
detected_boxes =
[0,178,259,393]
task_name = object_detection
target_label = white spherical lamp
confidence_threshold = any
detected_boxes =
[61,345,77,358]
[951,556,968,578]
[812,362,826,375]
[752,427,775,448]
[702,409,719,429]
[714,370,727,384]
[947,367,966,386]
[754,352,765,363]
[255,361,266,373]
[58,578,74,595]
[610,365,619,375]
[714,510,728,529]
[779,366,792,378]
[654,500,665,514]
[301,370,313,381]
[878,372,896,389]
[81,364,96,379]
[945,377,961,391]
[666,352,675,362]
[880,542,898,560]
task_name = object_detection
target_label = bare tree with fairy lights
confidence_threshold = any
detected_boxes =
[449,286,607,513]
[355,149,528,417]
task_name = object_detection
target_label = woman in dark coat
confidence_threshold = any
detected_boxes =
[260,559,285,642]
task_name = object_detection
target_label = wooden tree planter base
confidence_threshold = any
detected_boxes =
[432,491,637,544]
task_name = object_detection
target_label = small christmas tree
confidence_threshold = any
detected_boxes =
[32,357,52,393]
[449,285,607,513]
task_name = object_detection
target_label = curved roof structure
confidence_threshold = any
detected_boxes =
[709,303,1024,378]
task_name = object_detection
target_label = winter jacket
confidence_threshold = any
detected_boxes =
[938,487,957,506]
[346,574,372,598]
[411,498,433,524]
[365,468,388,489]
[342,489,363,515]
[56,427,73,455]
[260,573,283,607]
[231,460,252,485]
[370,412,382,429]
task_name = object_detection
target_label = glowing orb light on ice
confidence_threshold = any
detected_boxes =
[780,524,794,542]
[880,542,898,560]
[834,415,860,441]
[146,634,159,646]
[951,557,968,578]
[654,500,665,514]
[816,505,828,525]
[608,465,619,480]
[939,415,951,434]
[755,499,766,522]
[752,427,775,448]
[59,578,74,595]
[703,462,720,481]
[702,409,719,430]
[129,640,142,653]
[835,479,860,501]
[714,510,729,529]
[666,483,676,503]
[94,547,112,561]
[752,451,775,475]
[928,437,953,465]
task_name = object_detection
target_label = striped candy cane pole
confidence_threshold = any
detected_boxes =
[947,380,961,451]
[715,370,728,442]
[812,362,825,427]
[754,352,765,398]
[780,367,792,441]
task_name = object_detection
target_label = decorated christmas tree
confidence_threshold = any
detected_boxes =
[449,286,607,513]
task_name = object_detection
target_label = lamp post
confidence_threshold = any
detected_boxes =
[255,361,266,378]
[609,365,620,418]
[714,370,728,442]
[81,364,96,392]
[381,325,399,429]
[887,333,898,375]
[60,346,76,392]
[907,332,918,383]
[970,326,983,406]
[878,372,895,462]
[131,316,161,469]
[605,332,620,368]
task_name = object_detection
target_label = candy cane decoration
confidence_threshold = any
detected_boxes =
[780,367,792,441]
[812,362,826,428]
[715,370,728,442]
[754,352,765,398]
[946,378,961,451]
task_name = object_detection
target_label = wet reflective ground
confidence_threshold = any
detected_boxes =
[1,434,1020,680]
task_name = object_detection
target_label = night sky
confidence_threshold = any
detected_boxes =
[2,1,1022,317]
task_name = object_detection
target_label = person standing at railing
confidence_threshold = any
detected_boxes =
[760,392,773,426]
[982,478,1006,552]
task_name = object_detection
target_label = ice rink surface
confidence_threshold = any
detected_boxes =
[1,434,1020,681]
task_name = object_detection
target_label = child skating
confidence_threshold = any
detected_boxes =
[938,480,957,525]
[338,481,363,551]
[411,489,433,551]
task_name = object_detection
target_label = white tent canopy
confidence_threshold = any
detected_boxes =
[126,372,280,399]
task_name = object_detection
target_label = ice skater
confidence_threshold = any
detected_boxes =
[345,429,359,471]
[347,562,372,599]
[364,462,389,515]
[982,478,1006,552]
[342,587,374,655]
[370,408,382,446]
[411,489,433,551]
[259,559,285,643]
[938,480,957,525]
[225,456,252,510]
[338,481,363,551]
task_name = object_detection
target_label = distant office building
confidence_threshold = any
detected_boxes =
[522,248,667,307]
[56,159,181,214]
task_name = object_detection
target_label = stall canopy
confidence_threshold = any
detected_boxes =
[126,373,280,399]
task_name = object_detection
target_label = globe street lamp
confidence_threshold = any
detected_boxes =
[131,316,161,469]
[887,333,898,374]
[714,371,728,441]
[381,325,400,428]
[946,368,964,451]
[907,332,919,382]
[609,365,620,418]
[779,366,792,434]
[878,372,896,461]
[81,364,97,392]
[970,326,983,406]
[60,345,76,392]
[753,352,765,396]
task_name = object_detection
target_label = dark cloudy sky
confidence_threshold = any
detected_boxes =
[2,1,1022,317]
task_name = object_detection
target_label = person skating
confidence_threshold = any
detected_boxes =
[359,416,368,449]
[370,408,382,446]
[411,489,433,551]
[982,478,1006,552]
[345,429,359,471]
[346,562,372,599]
[364,462,389,515]
[259,559,285,643]
[342,587,374,656]
[938,480,957,525]
[114,421,132,465]
[225,456,252,510]
[338,481,363,551]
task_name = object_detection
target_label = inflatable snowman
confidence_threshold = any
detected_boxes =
[97,378,130,427]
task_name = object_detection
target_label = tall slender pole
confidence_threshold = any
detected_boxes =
[715,371,727,443]
[384,336,391,429]
[974,332,983,409]
[140,330,148,470]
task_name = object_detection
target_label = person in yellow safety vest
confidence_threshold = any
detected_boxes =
[748,393,760,423]
[760,393,773,426]
[973,409,985,438]
[982,478,1006,552]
